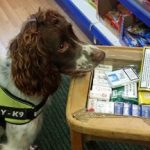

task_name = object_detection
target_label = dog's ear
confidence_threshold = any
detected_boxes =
[9,38,18,51]
[9,29,61,97]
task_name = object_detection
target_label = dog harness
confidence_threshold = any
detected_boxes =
[0,87,47,125]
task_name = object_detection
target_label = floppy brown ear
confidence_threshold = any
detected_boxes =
[9,27,61,97]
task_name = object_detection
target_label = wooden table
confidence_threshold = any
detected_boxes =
[66,46,150,150]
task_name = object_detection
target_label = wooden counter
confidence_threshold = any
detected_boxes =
[66,46,150,150]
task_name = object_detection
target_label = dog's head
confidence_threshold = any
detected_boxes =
[9,9,105,97]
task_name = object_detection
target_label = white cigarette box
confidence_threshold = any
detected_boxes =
[105,67,139,88]
[89,90,111,101]
[87,98,97,112]
[95,64,113,71]
[92,85,112,94]
[96,101,114,114]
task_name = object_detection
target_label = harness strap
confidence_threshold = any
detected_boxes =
[0,106,34,120]
[0,88,48,120]
[1,88,35,107]
[33,96,48,117]
[0,100,47,120]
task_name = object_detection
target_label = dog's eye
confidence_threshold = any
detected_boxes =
[60,44,64,49]
[58,42,69,53]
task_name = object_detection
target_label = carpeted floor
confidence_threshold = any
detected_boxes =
[36,76,147,150]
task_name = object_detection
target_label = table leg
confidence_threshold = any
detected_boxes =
[146,145,150,150]
[70,130,83,150]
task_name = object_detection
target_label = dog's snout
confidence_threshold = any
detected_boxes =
[91,49,105,62]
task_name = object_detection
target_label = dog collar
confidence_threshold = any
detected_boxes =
[0,87,47,124]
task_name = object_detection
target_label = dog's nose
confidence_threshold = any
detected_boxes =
[91,49,105,62]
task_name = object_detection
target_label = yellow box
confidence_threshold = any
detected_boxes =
[139,91,150,104]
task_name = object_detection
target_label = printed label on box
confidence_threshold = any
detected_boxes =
[139,48,150,90]
[106,67,139,88]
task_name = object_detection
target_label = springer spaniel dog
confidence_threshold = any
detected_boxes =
[0,9,105,150]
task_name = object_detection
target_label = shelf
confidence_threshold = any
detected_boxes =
[55,0,122,46]
[118,0,150,27]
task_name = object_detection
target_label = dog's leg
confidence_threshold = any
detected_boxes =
[0,126,5,139]
[0,114,43,150]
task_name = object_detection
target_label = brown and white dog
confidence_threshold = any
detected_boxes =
[0,9,105,150]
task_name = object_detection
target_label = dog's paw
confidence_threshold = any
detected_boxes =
[29,145,40,150]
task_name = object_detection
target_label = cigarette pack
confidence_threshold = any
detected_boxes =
[138,91,150,104]
[106,67,139,88]
[132,104,141,117]
[139,47,150,91]
[89,90,111,101]
[92,85,112,94]
[123,82,137,99]
[114,102,124,115]
[92,78,111,87]
[141,105,150,118]
[111,82,138,104]
[95,64,113,71]
[96,101,114,114]
[123,103,132,116]
[87,98,97,112]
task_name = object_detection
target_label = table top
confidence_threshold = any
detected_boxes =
[66,46,150,142]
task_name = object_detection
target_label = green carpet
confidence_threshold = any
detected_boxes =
[36,76,147,150]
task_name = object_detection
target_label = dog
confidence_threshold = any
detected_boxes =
[0,9,105,150]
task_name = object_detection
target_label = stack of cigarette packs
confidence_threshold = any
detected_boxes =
[87,63,150,118]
